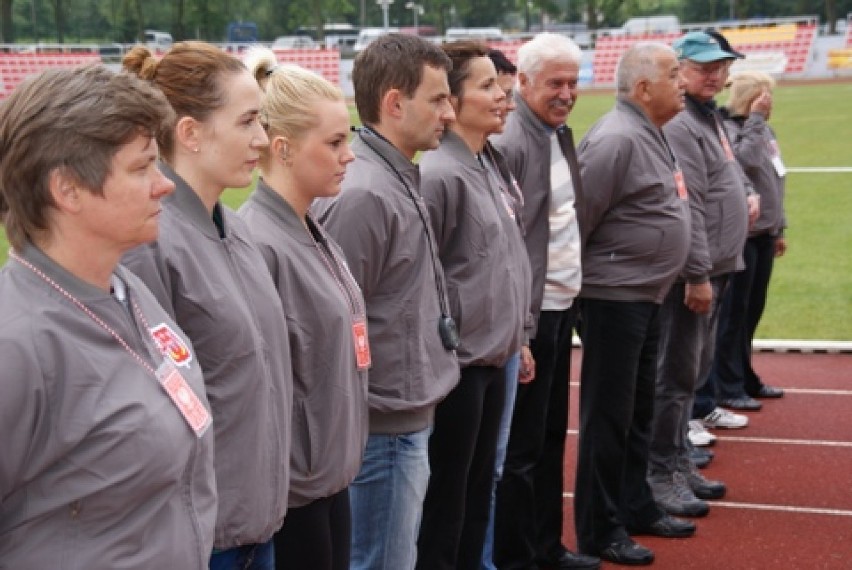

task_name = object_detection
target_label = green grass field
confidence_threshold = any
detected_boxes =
[3,81,851,339]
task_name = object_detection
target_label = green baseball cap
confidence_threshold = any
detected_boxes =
[672,31,736,63]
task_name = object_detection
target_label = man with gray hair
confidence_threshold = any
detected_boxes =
[491,32,599,570]
[648,31,756,525]
[574,42,694,565]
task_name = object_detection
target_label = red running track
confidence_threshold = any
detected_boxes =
[562,350,852,569]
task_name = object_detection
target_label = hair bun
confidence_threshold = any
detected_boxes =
[123,46,159,80]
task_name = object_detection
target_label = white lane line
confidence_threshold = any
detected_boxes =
[713,435,852,448]
[566,429,852,448]
[786,167,852,173]
[560,493,852,517]
[569,384,852,396]
[783,388,852,396]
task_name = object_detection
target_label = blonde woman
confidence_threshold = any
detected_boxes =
[122,42,293,570]
[711,70,787,405]
[240,47,369,570]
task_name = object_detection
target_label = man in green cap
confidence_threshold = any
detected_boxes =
[649,30,759,522]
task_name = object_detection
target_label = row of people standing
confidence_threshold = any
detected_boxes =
[0,40,370,570]
[0,30,786,570]
[573,31,788,567]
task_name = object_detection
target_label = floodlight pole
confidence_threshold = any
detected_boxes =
[378,0,394,31]
[406,2,423,34]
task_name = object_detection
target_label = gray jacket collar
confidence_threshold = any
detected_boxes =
[252,179,317,246]
[16,241,124,303]
[159,160,225,240]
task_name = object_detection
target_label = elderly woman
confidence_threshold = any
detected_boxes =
[711,70,788,405]
[122,42,293,570]
[0,66,216,569]
[416,41,532,570]
[240,48,369,570]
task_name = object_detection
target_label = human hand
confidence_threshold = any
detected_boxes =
[519,345,536,384]
[747,194,760,228]
[750,90,772,119]
[775,236,787,257]
[685,281,713,314]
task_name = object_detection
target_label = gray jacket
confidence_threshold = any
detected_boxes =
[0,244,216,569]
[491,93,583,336]
[420,131,531,367]
[239,180,369,508]
[664,96,749,283]
[722,111,787,237]
[577,98,690,303]
[123,163,292,549]
[314,129,459,434]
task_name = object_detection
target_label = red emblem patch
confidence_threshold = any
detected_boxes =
[150,323,193,368]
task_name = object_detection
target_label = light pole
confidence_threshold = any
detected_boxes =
[405,2,423,34]
[377,0,394,31]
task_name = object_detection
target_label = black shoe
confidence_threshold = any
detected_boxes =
[719,396,762,411]
[685,469,727,500]
[690,446,714,469]
[751,384,784,398]
[598,538,654,566]
[538,548,601,569]
[628,514,696,538]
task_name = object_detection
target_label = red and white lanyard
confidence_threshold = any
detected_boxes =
[10,250,211,436]
[305,217,371,370]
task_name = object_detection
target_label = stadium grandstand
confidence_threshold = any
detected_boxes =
[0,14,849,100]
[589,15,819,85]
[826,12,852,71]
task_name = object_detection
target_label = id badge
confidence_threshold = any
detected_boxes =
[674,170,688,200]
[769,140,786,177]
[157,361,212,437]
[352,317,372,370]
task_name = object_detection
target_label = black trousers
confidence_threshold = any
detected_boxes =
[712,234,778,398]
[417,365,506,570]
[574,299,664,554]
[495,307,577,569]
[273,488,351,570]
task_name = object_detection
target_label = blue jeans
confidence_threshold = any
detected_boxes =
[481,352,520,570]
[350,428,431,570]
[209,539,274,570]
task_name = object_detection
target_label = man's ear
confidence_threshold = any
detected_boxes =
[48,168,84,214]
[381,88,404,120]
[175,115,202,154]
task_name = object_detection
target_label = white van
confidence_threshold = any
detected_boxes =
[445,27,504,41]
[354,27,399,52]
[144,30,173,51]
[621,16,680,35]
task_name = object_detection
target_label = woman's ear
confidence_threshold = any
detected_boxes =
[48,168,83,214]
[175,116,202,154]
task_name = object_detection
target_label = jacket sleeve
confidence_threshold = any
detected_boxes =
[0,337,41,502]
[576,129,626,251]
[665,120,712,284]
[319,190,388,302]
[422,172,462,258]
[726,113,767,172]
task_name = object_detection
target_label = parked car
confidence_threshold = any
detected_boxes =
[272,35,319,50]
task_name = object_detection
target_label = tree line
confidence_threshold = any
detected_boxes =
[1,0,848,45]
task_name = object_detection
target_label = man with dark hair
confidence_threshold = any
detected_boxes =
[315,34,460,570]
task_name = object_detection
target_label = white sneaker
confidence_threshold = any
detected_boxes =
[688,419,717,446]
[703,407,748,429]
